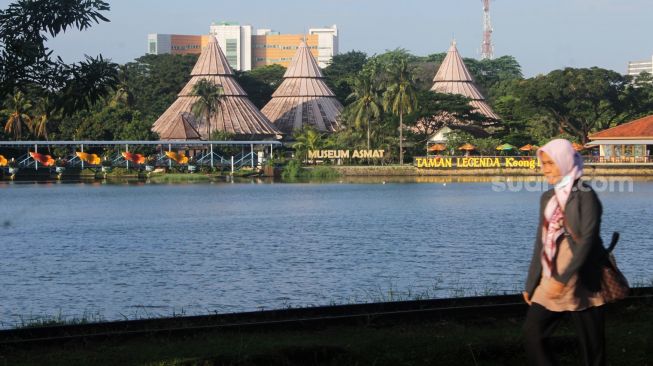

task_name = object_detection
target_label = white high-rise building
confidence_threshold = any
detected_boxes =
[148,23,339,70]
[147,34,171,55]
[309,25,338,68]
[627,55,653,77]
[209,22,253,71]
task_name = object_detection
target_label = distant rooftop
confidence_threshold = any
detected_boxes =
[212,21,239,26]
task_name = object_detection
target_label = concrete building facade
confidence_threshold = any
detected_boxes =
[147,34,208,56]
[208,22,252,71]
[148,23,338,71]
[309,25,338,68]
[627,55,653,77]
[252,32,319,68]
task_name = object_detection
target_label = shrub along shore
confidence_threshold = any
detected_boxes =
[1,293,651,366]
[2,163,652,182]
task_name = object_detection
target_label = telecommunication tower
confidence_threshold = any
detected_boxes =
[481,0,494,60]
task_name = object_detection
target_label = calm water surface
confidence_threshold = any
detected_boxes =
[0,178,651,327]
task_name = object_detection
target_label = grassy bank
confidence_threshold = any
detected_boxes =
[1,301,650,366]
[281,160,341,180]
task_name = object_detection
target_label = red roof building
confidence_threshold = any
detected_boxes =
[588,114,653,162]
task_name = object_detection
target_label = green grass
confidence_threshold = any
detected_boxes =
[13,310,105,329]
[146,173,217,183]
[2,302,651,366]
[281,160,341,181]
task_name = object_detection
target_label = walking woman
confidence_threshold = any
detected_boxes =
[523,139,607,366]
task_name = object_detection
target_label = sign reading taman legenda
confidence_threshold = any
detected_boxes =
[308,150,385,159]
[414,157,539,169]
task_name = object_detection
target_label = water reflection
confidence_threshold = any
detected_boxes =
[0,177,651,327]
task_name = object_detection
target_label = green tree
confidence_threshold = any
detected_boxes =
[345,71,382,149]
[235,64,285,108]
[2,90,32,139]
[518,67,630,143]
[30,95,58,140]
[620,72,653,121]
[110,65,135,108]
[323,51,368,104]
[443,130,474,155]
[0,0,118,114]
[191,79,224,139]
[383,56,418,165]
[58,104,156,141]
[408,91,485,143]
[123,53,199,120]
[292,127,324,164]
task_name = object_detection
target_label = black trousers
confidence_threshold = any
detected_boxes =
[523,303,605,366]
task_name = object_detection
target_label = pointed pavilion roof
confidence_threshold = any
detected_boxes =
[430,41,500,121]
[261,41,343,135]
[156,112,201,140]
[152,35,280,140]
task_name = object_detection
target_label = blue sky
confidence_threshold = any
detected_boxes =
[2,0,651,76]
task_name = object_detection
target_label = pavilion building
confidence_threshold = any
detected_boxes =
[421,41,499,148]
[430,41,499,122]
[152,35,281,140]
[587,114,653,163]
[261,41,342,136]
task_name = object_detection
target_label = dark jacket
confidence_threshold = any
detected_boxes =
[525,179,606,296]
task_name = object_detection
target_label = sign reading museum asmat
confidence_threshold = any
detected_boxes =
[414,157,539,169]
[308,150,385,159]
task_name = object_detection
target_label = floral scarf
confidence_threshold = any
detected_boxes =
[537,139,584,278]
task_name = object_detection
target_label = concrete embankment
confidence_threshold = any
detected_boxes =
[331,164,653,177]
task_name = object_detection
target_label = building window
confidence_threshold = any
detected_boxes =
[226,39,238,65]
[149,41,156,53]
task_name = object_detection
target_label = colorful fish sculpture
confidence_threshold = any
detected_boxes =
[76,152,101,165]
[165,151,189,164]
[30,152,55,167]
[121,152,146,164]
[0,155,7,167]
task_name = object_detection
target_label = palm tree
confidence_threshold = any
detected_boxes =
[383,57,417,165]
[191,79,224,139]
[346,72,382,150]
[30,96,57,140]
[111,66,135,108]
[292,127,323,164]
[2,91,32,140]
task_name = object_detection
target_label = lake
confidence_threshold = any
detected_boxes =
[0,177,651,327]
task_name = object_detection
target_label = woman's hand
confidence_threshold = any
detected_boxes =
[522,291,532,305]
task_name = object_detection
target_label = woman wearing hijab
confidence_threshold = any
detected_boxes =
[523,139,607,366]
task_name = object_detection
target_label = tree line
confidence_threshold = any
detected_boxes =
[2,0,653,164]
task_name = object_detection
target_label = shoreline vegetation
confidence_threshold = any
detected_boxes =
[2,163,653,183]
[1,289,651,366]
[5,280,652,330]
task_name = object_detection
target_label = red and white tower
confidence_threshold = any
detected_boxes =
[481,0,494,60]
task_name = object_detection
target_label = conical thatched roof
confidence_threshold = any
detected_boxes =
[261,41,342,135]
[152,36,280,140]
[430,41,499,121]
[157,112,201,140]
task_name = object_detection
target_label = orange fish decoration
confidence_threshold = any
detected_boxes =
[76,152,101,165]
[29,152,55,167]
[0,155,7,167]
[165,151,189,164]
[121,152,145,164]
